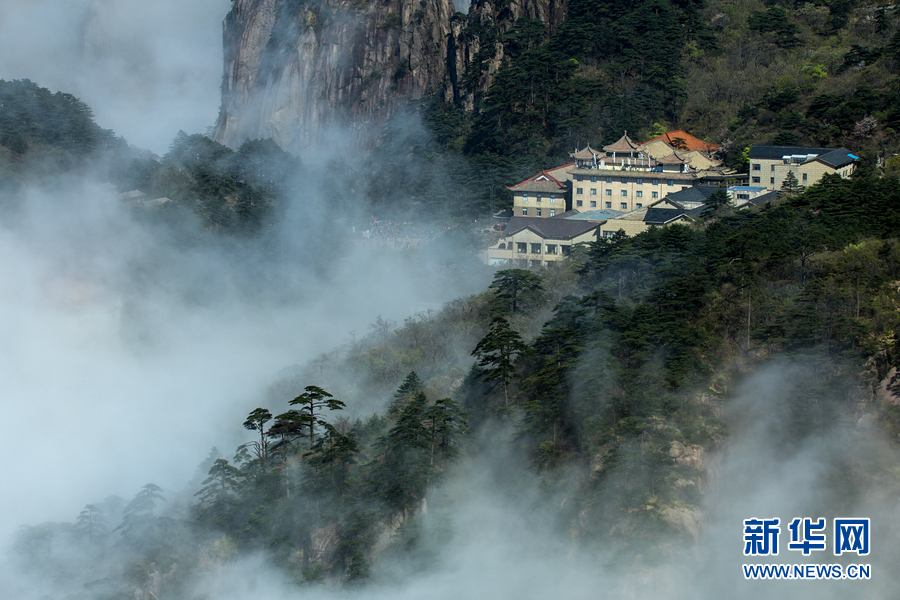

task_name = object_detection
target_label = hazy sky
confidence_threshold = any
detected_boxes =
[0,0,231,154]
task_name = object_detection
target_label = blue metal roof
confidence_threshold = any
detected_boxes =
[565,209,624,221]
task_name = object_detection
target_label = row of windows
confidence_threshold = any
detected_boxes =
[577,188,659,199]
[520,193,557,203]
[574,175,675,185]
[511,242,569,255]
[751,173,810,185]
[521,208,556,216]
[576,200,644,209]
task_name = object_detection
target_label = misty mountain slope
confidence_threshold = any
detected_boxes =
[8,169,900,600]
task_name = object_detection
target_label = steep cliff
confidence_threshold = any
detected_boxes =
[215,0,458,153]
[214,0,566,153]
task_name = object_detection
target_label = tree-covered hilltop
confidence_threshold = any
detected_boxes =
[16,168,900,597]
[0,79,125,188]
[0,79,305,237]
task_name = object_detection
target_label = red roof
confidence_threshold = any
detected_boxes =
[506,169,567,191]
[644,130,720,153]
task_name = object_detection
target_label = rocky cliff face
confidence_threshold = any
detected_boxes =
[215,0,458,153]
[214,0,566,153]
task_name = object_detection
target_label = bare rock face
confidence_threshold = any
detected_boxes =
[215,0,458,153]
[214,0,567,153]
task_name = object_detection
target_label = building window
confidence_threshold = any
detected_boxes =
[522,207,527,215]
[636,178,643,184]
[621,202,627,209]
[517,243,527,253]
[591,176,597,183]
[575,175,582,181]
[536,208,542,216]
[531,243,542,254]
[576,200,583,207]
[621,190,627,197]
[770,164,775,171]
[752,177,760,183]
[802,173,808,182]
[550,194,556,203]
[602,230,616,238]
[770,178,774,185]
[636,203,642,208]
[652,192,658,199]
[636,191,643,198]
[737,193,749,199]
[652,178,658,185]
[667,179,674,186]
[536,194,542,203]
[550,209,556,217]
[590,201,597,207]
[605,202,611,208]
[605,189,612,196]
[606,177,612,183]
[546,244,557,254]
[591,189,597,195]
[752,164,761,171]
[576,187,583,194]
[522,194,528,202]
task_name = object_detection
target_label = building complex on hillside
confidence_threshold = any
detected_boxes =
[487,134,858,267]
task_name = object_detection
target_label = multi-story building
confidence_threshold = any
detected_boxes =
[568,134,699,213]
[747,146,857,190]
[483,215,600,267]
[506,165,572,218]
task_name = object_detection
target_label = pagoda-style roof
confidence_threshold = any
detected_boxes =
[571,146,604,160]
[603,132,644,154]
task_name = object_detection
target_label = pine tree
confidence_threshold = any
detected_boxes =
[472,317,528,407]
[289,385,346,447]
[488,269,544,316]
[389,371,423,415]
[781,170,803,196]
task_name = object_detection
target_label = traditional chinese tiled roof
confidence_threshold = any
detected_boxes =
[654,152,692,165]
[571,146,603,160]
[603,133,644,154]
[506,170,567,193]
[644,130,720,153]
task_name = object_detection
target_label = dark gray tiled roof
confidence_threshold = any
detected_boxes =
[643,208,689,225]
[505,216,601,239]
[815,148,856,168]
[664,185,719,206]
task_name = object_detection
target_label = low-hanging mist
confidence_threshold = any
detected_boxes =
[0,0,230,154]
